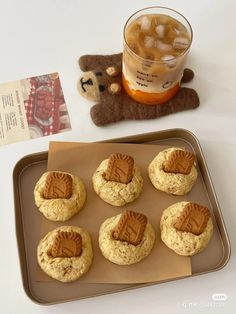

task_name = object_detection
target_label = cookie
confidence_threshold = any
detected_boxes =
[51,231,82,258]
[92,157,143,206]
[37,226,93,282]
[148,147,198,195]
[104,153,134,184]
[44,172,73,199]
[113,210,147,245]
[99,211,155,265]
[160,201,213,256]
[163,150,195,175]
[34,171,86,221]
[174,203,210,235]
[77,53,199,126]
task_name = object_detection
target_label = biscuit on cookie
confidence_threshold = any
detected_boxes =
[148,147,198,195]
[92,154,143,206]
[37,226,93,282]
[34,171,86,221]
[160,201,213,256]
[99,210,155,265]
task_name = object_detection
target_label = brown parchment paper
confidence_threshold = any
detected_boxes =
[37,141,192,284]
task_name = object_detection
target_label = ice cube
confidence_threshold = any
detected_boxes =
[155,25,166,39]
[142,52,155,61]
[156,40,172,52]
[173,37,189,50]
[144,36,155,48]
[139,16,151,31]
[174,27,181,35]
[161,55,176,68]
[161,54,175,61]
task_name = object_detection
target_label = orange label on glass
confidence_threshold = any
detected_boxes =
[122,74,180,105]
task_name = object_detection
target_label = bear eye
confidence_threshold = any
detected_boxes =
[95,72,103,76]
[99,84,106,92]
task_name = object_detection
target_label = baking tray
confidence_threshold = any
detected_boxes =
[13,128,231,304]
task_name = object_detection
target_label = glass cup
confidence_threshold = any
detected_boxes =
[122,7,193,105]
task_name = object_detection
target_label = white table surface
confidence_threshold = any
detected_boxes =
[0,0,235,313]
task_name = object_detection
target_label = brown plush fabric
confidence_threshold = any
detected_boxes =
[78,53,199,126]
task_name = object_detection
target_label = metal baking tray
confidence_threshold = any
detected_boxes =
[13,128,230,304]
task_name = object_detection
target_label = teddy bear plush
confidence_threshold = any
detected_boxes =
[77,53,199,126]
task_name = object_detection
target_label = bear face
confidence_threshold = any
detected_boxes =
[77,53,123,102]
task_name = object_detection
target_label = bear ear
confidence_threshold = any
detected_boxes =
[78,53,122,72]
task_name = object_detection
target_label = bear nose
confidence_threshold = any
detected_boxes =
[80,77,93,92]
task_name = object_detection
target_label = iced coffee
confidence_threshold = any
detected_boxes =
[123,7,192,105]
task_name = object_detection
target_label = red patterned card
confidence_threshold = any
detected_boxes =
[0,72,71,145]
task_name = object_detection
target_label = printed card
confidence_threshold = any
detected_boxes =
[0,73,71,146]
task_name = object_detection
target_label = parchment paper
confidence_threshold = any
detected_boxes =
[37,141,192,284]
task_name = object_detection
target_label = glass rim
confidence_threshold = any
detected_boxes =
[123,6,193,64]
